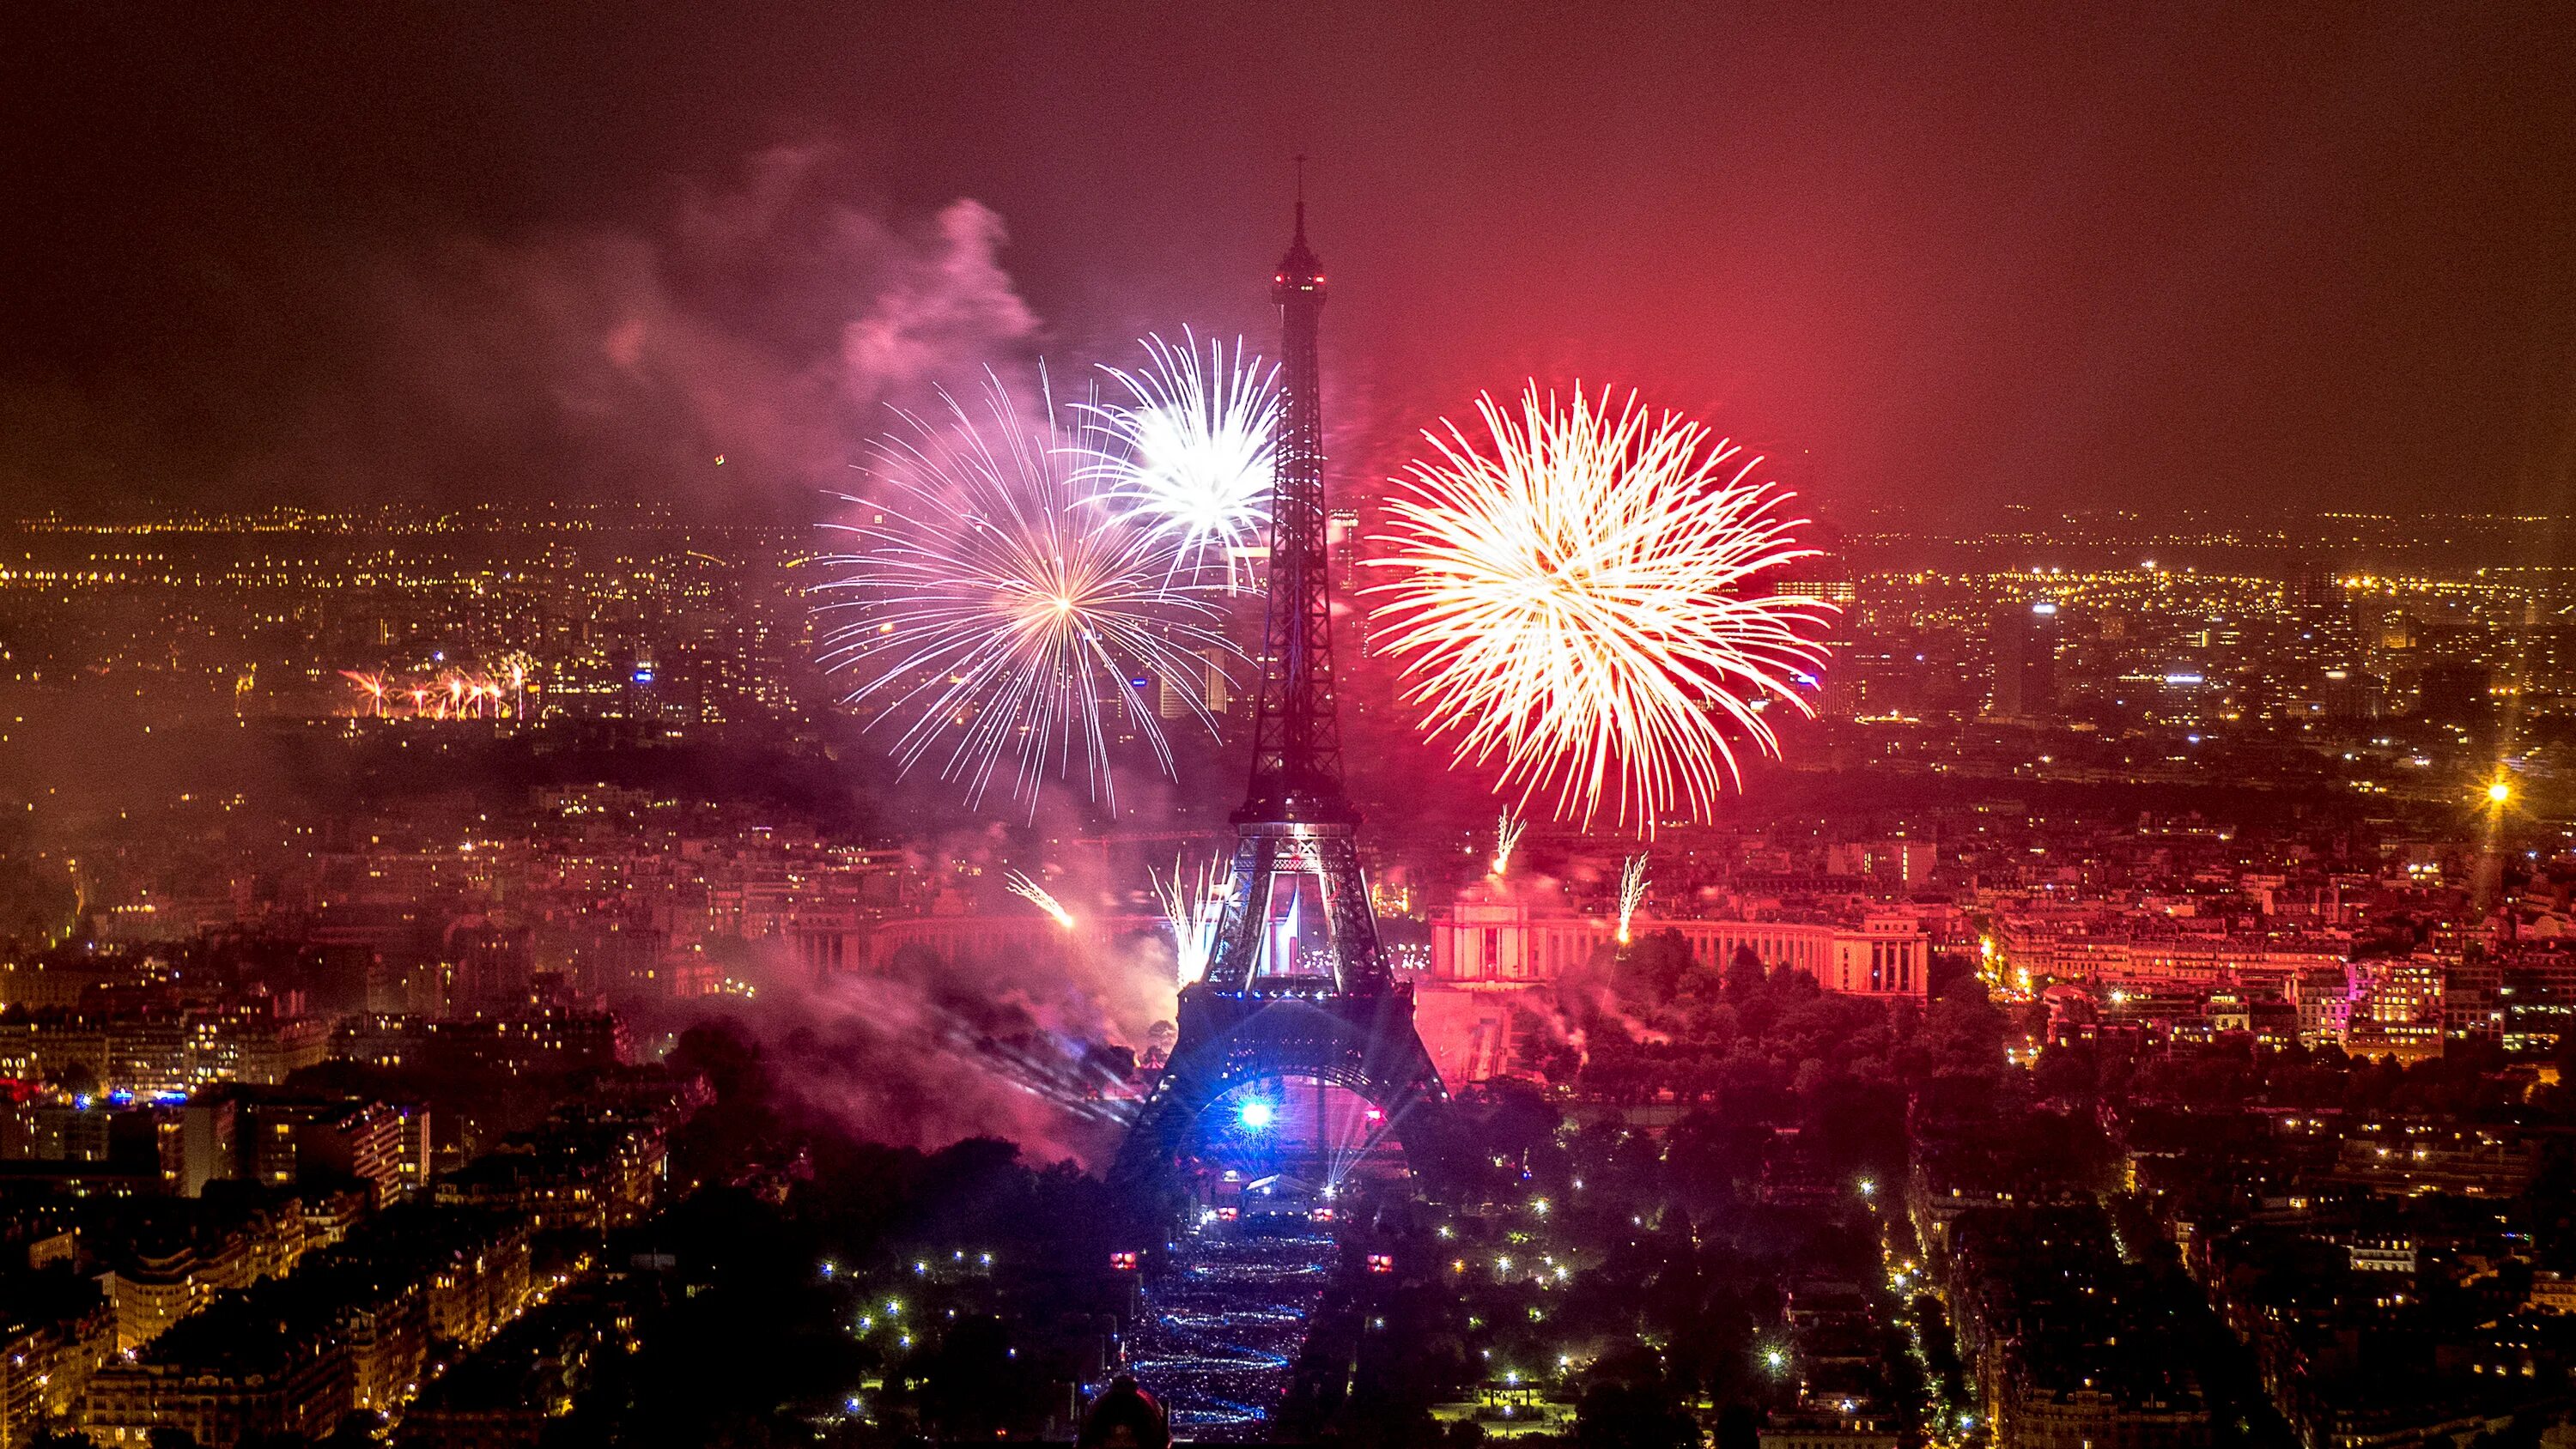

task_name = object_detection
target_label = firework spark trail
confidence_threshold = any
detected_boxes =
[498,652,535,719]
[1080,330,1279,589]
[344,669,521,719]
[1615,855,1649,947]
[1490,810,1528,878]
[1005,870,1076,929]
[1367,385,1836,834]
[340,670,388,717]
[815,369,1239,816]
[1151,852,1230,983]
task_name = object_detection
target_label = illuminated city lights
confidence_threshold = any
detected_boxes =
[11,30,2576,1449]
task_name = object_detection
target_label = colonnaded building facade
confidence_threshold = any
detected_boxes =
[1413,889,1933,1085]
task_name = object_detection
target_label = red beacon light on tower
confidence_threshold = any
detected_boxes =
[1108,1251,1139,1272]
[1367,1253,1394,1274]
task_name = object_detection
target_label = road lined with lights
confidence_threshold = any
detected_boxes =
[1128,1227,1333,1440]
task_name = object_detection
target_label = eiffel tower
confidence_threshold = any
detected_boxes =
[1111,197,1457,1204]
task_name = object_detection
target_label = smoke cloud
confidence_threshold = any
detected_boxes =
[703,873,1185,1167]
[268,145,1042,518]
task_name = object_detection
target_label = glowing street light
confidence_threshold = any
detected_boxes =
[2488,779,2513,806]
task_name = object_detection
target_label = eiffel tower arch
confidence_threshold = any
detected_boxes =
[1110,199,1460,1205]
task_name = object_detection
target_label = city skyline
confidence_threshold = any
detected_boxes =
[6,9,2576,1448]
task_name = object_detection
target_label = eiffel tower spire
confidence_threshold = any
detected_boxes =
[1113,188,1456,1210]
[1197,192,1388,993]
[1239,178,1346,826]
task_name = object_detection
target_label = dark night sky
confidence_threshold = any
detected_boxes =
[5,2,2575,525]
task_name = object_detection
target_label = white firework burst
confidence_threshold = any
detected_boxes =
[1081,330,1279,587]
[815,368,1236,815]
[1369,385,1836,834]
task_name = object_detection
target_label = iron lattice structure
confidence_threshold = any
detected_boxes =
[1113,205,1457,1203]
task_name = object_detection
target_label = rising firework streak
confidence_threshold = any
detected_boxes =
[1150,852,1229,983]
[815,369,1238,816]
[1368,385,1835,834]
[1615,855,1649,947]
[1490,810,1528,879]
[1005,870,1075,929]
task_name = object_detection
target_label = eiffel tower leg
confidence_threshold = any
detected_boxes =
[1110,989,1460,1217]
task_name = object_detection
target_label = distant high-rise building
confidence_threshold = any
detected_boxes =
[447,922,536,1018]
[1327,508,1361,588]
[1990,599,2060,719]
[1157,649,1233,721]
[2413,661,2494,733]
[1327,508,1367,651]
[1773,569,1856,608]
[2318,666,2379,722]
